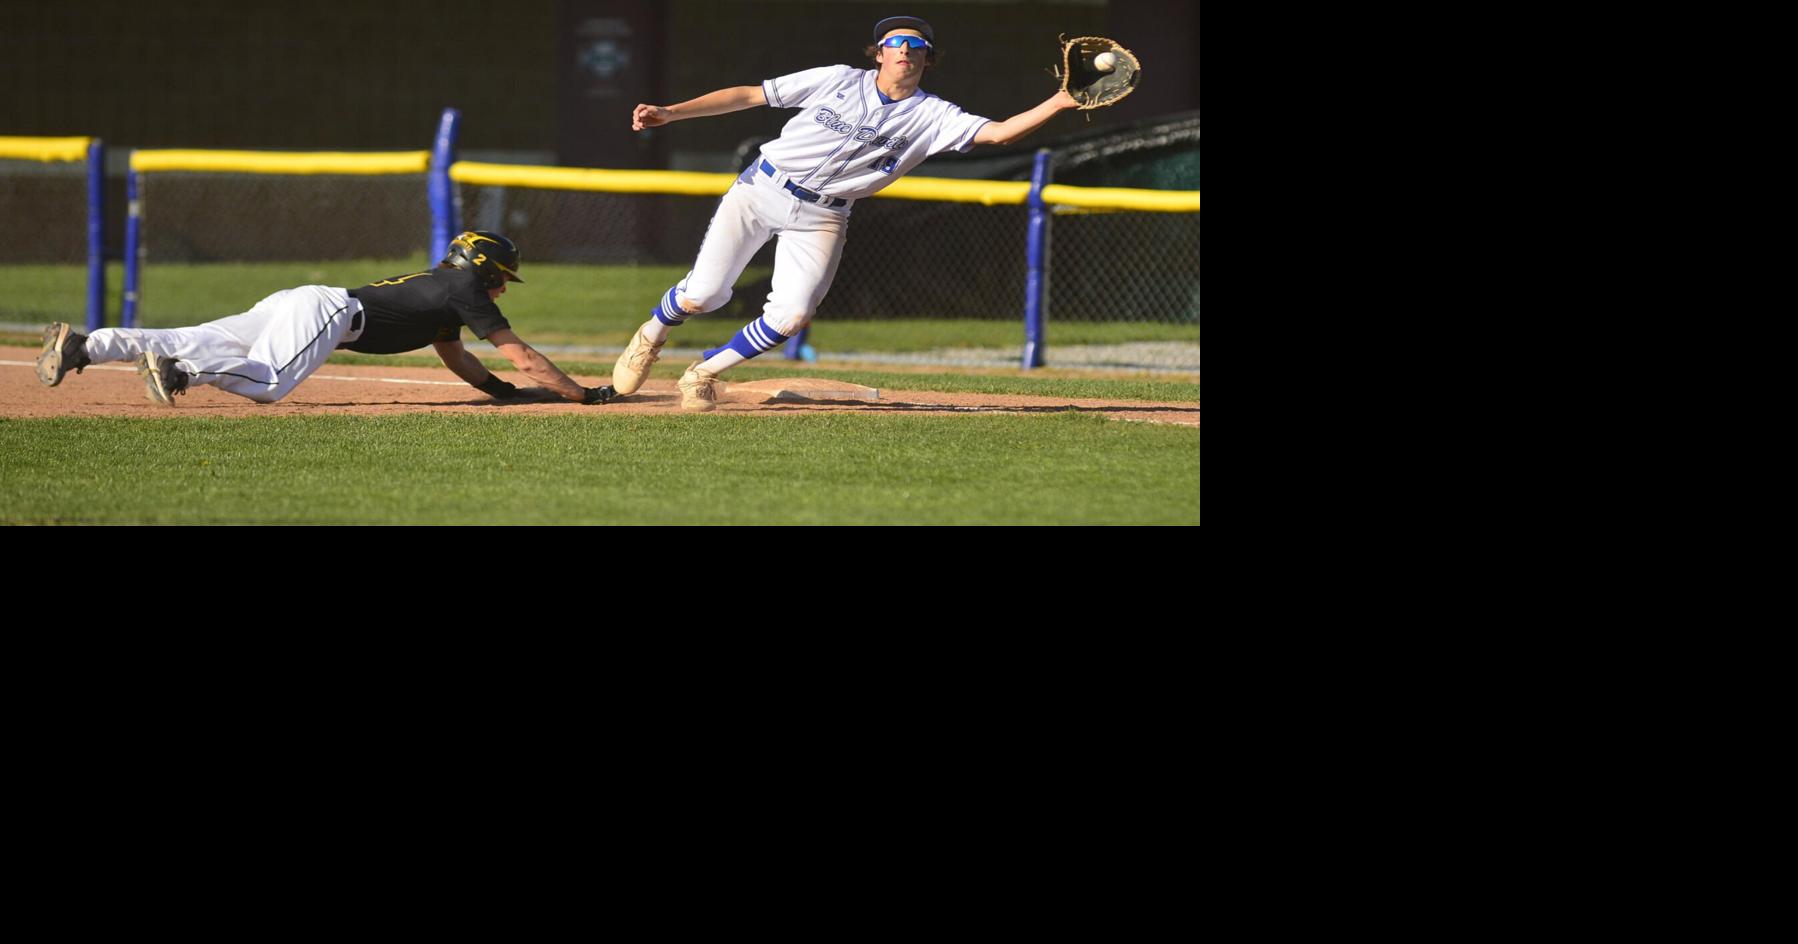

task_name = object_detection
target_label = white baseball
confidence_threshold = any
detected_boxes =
[1093,52,1117,72]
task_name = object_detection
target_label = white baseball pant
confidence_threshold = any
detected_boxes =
[673,164,850,336]
[85,285,363,403]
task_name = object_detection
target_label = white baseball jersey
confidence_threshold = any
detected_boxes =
[759,65,990,201]
[632,63,996,369]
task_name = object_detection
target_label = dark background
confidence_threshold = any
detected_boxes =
[2,0,1197,168]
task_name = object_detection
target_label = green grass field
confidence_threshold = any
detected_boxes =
[2,261,1201,352]
[1,413,1201,525]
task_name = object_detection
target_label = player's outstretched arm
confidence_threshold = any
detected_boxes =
[434,339,491,385]
[436,338,521,399]
[972,90,1080,146]
[632,85,768,131]
[485,328,589,401]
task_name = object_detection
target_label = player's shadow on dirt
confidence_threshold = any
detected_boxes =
[763,402,1200,417]
[292,398,565,408]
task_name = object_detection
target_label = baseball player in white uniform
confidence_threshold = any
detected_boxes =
[613,15,1080,410]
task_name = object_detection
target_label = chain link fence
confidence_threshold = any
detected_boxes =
[110,130,1195,373]
[823,193,1199,371]
[133,171,429,327]
[1041,204,1200,371]
[458,176,1198,372]
[0,154,93,325]
[460,184,727,267]
[894,112,1201,371]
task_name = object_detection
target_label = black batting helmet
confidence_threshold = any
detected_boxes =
[441,231,524,288]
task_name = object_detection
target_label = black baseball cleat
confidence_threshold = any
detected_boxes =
[36,322,91,387]
[138,353,190,406]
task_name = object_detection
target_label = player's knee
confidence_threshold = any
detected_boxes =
[656,284,728,326]
[678,286,731,313]
[763,309,813,337]
[245,381,298,404]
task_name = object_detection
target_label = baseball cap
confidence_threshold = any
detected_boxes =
[873,16,934,44]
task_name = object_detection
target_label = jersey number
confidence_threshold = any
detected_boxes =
[869,156,899,175]
[369,271,431,287]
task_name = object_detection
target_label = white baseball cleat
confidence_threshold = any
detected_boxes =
[678,361,720,412]
[612,326,666,396]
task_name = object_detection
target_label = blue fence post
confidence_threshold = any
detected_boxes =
[784,325,815,361]
[430,108,462,259]
[121,165,141,329]
[1022,148,1053,369]
[85,139,105,331]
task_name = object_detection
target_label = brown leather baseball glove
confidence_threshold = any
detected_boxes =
[1058,36,1142,110]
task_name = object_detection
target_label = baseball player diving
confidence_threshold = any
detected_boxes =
[613,15,1082,410]
[34,232,615,406]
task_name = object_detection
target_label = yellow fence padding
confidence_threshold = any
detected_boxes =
[130,150,431,175]
[0,136,94,163]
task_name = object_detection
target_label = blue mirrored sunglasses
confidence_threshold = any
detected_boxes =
[880,35,932,49]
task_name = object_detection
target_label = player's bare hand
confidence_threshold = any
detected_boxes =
[632,104,672,131]
[1051,90,1080,110]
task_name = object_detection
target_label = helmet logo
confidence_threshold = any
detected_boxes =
[444,231,520,284]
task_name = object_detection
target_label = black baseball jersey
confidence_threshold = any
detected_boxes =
[343,266,511,354]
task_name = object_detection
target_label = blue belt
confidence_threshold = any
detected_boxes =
[761,159,848,209]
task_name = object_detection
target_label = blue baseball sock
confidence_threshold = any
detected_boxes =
[652,285,688,327]
[697,317,794,373]
[703,317,790,363]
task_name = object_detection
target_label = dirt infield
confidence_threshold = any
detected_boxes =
[2,355,1200,426]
